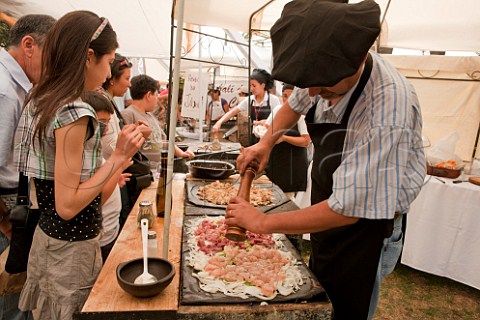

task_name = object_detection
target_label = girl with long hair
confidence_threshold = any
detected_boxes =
[14,11,143,319]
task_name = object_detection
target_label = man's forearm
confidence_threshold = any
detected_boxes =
[262,200,359,234]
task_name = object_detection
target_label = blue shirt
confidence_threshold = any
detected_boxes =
[0,48,32,188]
[288,52,426,220]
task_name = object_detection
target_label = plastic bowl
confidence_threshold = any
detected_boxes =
[116,257,175,298]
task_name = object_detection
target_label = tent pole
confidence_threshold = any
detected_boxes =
[198,25,204,143]
[166,1,176,138]
[377,0,392,52]
[163,0,185,259]
[471,120,480,168]
[248,1,275,146]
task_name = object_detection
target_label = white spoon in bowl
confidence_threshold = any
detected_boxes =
[134,219,157,284]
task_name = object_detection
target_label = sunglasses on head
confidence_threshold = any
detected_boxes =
[114,56,132,68]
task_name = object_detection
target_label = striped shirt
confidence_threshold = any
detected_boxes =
[289,51,426,220]
[15,99,102,182]
[0,48,32,188]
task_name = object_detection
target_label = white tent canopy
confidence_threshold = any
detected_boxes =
[3,0,480,62]
[2,0,480,160]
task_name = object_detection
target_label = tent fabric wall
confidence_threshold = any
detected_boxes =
[383,55,480,161]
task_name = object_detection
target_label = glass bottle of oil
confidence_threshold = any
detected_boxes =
[156,151,168,217]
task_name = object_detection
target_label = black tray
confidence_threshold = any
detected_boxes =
[180,216,324,305]
[186,180,290,211]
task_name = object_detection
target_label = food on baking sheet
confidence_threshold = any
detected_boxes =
[435,160,457,169]
[197,180,273,206]
[186,217,304,300]
[197,142,221,151]
[194,218,275,255]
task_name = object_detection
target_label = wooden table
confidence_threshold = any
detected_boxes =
[76,174,331,320]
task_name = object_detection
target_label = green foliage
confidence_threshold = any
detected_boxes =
[0,21,10,48]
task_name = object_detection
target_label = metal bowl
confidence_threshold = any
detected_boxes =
[116,257,175,298]
[186,160,236,180]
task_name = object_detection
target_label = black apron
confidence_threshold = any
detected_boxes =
[265,124,308,192]
[306,54,393,320]
[249,94,271,145]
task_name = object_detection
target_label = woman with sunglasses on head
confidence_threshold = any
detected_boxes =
[14,11,143,319]
[212,68,281,145]
[99,54,152,227]
[99,53,147,158]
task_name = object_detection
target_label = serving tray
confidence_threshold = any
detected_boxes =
[185,180,290,211]
[180,216,325,305]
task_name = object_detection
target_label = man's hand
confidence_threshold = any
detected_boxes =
[225,197,268,234]
[236,143,272,175]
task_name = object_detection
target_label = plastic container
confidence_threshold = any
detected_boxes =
[426,164,462,179]
[147,230,158,257]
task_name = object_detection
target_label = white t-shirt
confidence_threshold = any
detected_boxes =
[121,106,166,165]
[99,159,121,247]
[113,89,132,111]
[101,112,122,160]
[236,93,281,114]
[210,101,225,120]
[267,105,308,135]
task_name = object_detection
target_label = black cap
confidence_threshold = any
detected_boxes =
[270,0,380,88]
[250,68,274,90]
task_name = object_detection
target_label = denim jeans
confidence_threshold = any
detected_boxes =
[367,215,404,320]
[0,194,32,320]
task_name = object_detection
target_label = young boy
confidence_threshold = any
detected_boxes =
[84,91,129,262]
[121,74,194,167]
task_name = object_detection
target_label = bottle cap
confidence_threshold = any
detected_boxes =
[148,230,157,239]
[139,200,152,207]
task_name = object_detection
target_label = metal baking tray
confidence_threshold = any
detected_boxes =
[180,216,324,305]
[185,180,290,211]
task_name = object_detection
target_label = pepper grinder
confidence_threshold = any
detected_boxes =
[225,161,259,241]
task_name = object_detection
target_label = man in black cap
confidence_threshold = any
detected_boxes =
[225,0,426,319]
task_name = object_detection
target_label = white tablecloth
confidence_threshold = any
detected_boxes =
[401,175,480,289]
